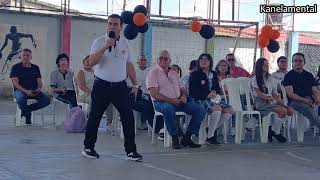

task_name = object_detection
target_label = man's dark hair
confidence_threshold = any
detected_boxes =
[108,14,123,25]
[225,53,235,59]
[277,56,287,64]
[56,53,69,67]
[189,60,197,70]
[292,52,305,63]
[22,48,32,54]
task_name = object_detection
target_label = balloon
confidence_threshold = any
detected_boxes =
[258,35,270,48]
[138,23,149,33]
[124,24,139,40]
[199,25,215,39]
[190,21,202,32]
[134,5,147,16]
[267,39,280,53]
[133,13,147,26]
[270,29,280,40]
[121,11,134,24]
[261,24,273,38]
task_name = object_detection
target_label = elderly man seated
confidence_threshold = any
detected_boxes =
[146,50,206,149]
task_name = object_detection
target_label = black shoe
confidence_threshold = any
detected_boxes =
[273,134,287,143]
[181,136,201,148]
[23,111,32,125]
[126,151,143,161]
[206,136,221,145]
[172,135,181,149]
[82,149,100,158]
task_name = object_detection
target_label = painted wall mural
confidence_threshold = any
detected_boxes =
[0,24,47,81]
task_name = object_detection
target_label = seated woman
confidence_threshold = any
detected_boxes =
[171,64,182,78]
[76,55,113,128]
[251,58,294,143]
[50,53,78,108]
[215,59,232,98]
[189,53,234,144]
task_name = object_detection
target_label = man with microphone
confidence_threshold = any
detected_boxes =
[82,14,142,161]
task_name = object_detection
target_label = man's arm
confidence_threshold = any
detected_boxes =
[312,86,320,104]
[36,78,42,90]
[127,62,137,85]
[149,87,179,106]
[89,38,115,66]
[0,35,8,52]
[12,77,35,96]
[285,85,310,104]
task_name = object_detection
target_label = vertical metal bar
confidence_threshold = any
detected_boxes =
[64,0,67,15]
[232,0,235,21]
[254,23,259,67]
[123,0,126,11]
[107,0,109,15]
[218,0,221,25]
[159,0,162,15]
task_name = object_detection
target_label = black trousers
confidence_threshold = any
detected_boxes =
[130,94,164,133]
[84,78,136,153]
[56,90,78,108]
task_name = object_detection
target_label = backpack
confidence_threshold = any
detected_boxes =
[64,106,87,133]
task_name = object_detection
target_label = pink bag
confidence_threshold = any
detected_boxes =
[64,107,87,133]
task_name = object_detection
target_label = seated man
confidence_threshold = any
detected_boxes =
[271,56,288,82]
[283,52,320,130]
[10,48,50,125]
[146,50,206,149]
[50,53,78,108]
[226,53,251,78]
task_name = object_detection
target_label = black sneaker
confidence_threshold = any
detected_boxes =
[206,136,221,145]
[82,149,100,158]
[126,151,143,161]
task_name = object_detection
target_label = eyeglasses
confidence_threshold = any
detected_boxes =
[227,58,235,61]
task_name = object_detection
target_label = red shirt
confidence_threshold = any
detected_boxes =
[231,66,250,78]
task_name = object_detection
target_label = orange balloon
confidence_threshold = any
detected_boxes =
[261,25,273,38]
[190,21,202,32]
[133,13,147,26]
[270,29,280,40]
[258,35,270,48]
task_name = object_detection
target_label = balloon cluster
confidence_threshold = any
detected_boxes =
[121,5,148,40]
[258,25,281,53]
[190,21,215,39]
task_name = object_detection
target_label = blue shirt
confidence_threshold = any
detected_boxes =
[10,62,41,91]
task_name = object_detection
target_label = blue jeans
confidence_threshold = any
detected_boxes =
[290,100,320,128]
[14,90,50,114]
[154,101,206,136]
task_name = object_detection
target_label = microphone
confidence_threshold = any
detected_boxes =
[108,31,115,52]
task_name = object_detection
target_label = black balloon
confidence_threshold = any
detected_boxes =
[267,39,280,53]
[138,23,149,33]
[124,24,139,40]
[134,5,147,16]
[199,25,215,39]
[121,11,134,24]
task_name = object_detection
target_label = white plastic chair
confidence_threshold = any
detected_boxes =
[150,99,187,147]
[12,85,45,126]
[221,77,262,144]
[281,84,317,142]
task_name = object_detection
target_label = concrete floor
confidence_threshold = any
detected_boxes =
[0,100,320,180]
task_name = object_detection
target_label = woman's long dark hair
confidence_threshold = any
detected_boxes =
[197,53,214,71]
[255,58,269,93]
